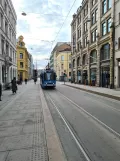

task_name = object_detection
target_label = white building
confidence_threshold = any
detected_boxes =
[114,0,120,88]
[0,0,17,87]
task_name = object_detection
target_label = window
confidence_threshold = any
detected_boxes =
[5,2,7,13]
[92,12,95,25]
[119,13,120,25]
[0,14,3,29]
[107,18,111,32]
[102,0,107,14]
[5,21,8,35]
[20,53,23,59]
[101,43,110,60]
[77,43,80,51]
[95,9,98,22]
[102,22,106,35]
[61,55,64,61]
[83,54,87,65]
[91,31,95,43]
[78,28,81,39]
[2,39,4,55]
[108,0,111,9]
[73,59,75,68]
[77,57,80,66]
[84,22,87,32]
[92,0,95,6]
[78,15,81,25]
[84,37,88,47]
[118,38,120,49]
[69,55,71,60]
[91,29,97,43]
[20,62,23,68]
[90,50,97,63]
[69,63,71,68]
[69,72,71,76]
[61,64,63,69]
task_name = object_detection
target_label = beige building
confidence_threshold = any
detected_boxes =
[50,42,72,81]
[56,49,71,81]
[71,0,115,88]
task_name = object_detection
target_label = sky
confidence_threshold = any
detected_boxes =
[11,0,82,69]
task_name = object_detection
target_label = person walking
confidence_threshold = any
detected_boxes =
[25,78,27,84]
[11,77,17,94]
[0,83,2,101]
[34,77,37,84]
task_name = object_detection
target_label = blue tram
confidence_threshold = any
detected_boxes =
[40,69,56,88]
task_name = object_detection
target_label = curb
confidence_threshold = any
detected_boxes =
[40,86,67,161]
[64,84,120,101]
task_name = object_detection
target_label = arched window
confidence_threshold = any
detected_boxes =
[90,50,97,63]
[101,43,110,61]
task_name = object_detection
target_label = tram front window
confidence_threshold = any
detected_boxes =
[44,73,56,81]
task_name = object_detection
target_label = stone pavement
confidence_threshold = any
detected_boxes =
[63,82,120,101]
[0,81,66,161]
[0,83,28,111]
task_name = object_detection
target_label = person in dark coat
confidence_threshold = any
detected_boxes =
[34,77,37,84]
[11,77,17,94]
[25,78,27,84]
[0,83,2,101]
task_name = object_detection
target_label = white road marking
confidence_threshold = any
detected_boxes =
[57,90,120,139]
[47,94,91,161]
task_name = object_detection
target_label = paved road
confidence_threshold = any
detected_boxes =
[44,83,120,161]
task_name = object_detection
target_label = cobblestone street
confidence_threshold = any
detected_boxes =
[0,82,48,161]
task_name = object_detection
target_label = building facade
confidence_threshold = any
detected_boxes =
[56,50,71,81]
[53,43,71,81]
[114,0,120,88]
[0,0,17,86]
[17,36,29,81]
[29,53,33,79]
[71,0,115,88]
[50,42,67,70]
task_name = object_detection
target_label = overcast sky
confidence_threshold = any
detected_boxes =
[12,0,82,69]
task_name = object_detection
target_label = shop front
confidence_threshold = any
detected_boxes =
[77,70,81,83]
[90,68,96,86]
[82,70,88,85]
[100,43,110,88]
[100,66,110,88]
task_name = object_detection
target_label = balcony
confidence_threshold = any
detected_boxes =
[5,56,12,66]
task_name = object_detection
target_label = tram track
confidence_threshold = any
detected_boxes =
[43,88,120,161]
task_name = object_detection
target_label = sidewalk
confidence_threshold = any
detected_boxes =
[0,83,29,110]
[64,82,120,101]
[0,82,66,161]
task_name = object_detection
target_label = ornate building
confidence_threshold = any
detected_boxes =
[0,0,17,87]
[71,0,115,88]
[17,36,29,81]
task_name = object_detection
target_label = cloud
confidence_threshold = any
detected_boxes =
[12,0,82,69]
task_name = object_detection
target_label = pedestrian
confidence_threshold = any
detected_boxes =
[20,77,22,85]
[25,78,27,84]
[0,82,2,101]
[11,77,17,94]
[34,77,37,84]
